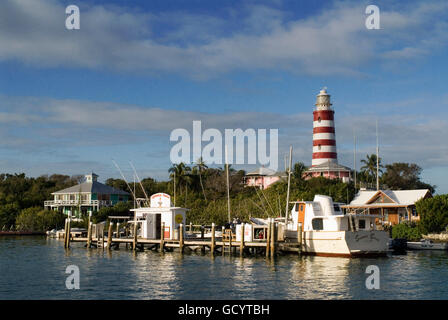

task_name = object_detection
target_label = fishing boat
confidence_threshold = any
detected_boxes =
[407,239,448,250]
[285,195,389,257]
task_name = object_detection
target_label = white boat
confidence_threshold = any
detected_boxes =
[407,239,448,250]
[285,195,389,257]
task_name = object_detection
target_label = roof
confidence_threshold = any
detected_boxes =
[246,167,285,176]
[305,160,351,172]
[349,189,431,206]
[52,181,130,195]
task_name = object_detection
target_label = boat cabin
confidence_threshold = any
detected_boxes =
[288,195,378,232]
[131,193,187,240]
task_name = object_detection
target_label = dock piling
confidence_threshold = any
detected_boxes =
[179,224,184,253]
[210,223,215,254]
[266,219,271,257]
[239,224,245,256]
[160,222,165,252]
[107,221,113,250]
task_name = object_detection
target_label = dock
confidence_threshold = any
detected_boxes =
[63,218,303,257]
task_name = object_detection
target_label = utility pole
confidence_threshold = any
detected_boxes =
[285,146,293,226]
[376,120,379,191]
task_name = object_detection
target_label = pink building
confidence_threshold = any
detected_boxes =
[244,167,286,189]
[304,88,351,182]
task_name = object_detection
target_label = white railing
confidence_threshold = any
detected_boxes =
[44,200,113,206]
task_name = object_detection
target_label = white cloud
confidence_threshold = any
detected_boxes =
[0,0,447,78]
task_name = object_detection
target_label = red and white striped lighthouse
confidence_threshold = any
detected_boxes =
[312,88,338,166]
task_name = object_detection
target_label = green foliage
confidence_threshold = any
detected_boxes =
[416,195,448,234]
[93,201,133,223]
[15,207,65,232]
[391,221,422,241]
[381,163,435,193]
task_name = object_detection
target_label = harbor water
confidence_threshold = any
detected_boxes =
[1,236,448,300]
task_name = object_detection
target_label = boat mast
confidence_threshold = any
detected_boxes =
[225,145,231,223]
[285,146,293,225]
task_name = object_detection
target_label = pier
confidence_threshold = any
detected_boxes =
[63,218,303,257]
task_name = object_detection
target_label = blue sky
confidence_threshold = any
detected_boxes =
[0,0,447,193]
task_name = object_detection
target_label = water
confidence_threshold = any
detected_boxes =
[1,236,448,300]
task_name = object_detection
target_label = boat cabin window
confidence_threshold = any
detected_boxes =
[312,218,324,231]
[358,219,366,229]
[333,204,341,213]
[294,204,304,212]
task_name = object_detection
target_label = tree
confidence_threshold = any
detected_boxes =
[15,207,65,232]
[416,195,448,234]
[292,162,307,181]
[360,154,383,184]
[381,163,435,193]
[194,157,208,201]
[168,163,192,206]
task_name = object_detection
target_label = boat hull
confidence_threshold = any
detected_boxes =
[301,230,389,257]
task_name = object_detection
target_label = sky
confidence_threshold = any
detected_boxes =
[0,0,447,193]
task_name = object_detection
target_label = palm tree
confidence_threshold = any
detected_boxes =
[168,162,191,206]
[360,154,384,184]
[194,157,208,201]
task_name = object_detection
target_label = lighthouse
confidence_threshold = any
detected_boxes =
[305,88,351,181]
[312,88,337,166]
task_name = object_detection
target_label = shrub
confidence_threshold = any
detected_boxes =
[15,207,65,232]
[416,195,448,234]
[392,222,422,241]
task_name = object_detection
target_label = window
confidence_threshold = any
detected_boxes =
[295,203,299,211]
[358,219,366,229]
[312,218,324,230]
[318,117,321,122]
[333,204,341,212]
[318,144,321,150]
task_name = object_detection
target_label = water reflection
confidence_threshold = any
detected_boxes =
[2,237,448,299]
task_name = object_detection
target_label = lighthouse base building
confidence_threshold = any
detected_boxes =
[303,88,352,182]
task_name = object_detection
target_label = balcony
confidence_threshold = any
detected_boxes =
[44,200,113,207]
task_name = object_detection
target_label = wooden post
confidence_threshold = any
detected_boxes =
[210,223,215,254]
[189,222,193,235]
[298,222,303,256]
[221,226,225,255]
[107,221,113,250]
[116,222,120,238]
[239,224,245,256]
[86,216,92,248]
[229,228,232,254]
[270,220,275,257]
[266,220,271,258]
[63,218,68,248]
[101,224,105,250]
[201,226,204,239]
[179,224,184,253]
[160,222,165,252]
[66,218,71,249]
[132,221,138,251]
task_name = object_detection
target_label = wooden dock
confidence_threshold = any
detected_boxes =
[63,218,303,257]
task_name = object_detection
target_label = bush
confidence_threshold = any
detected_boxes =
[416,195,448,234]
[15,207,66,232]
[392,222,422,241]
[92,202,133,223]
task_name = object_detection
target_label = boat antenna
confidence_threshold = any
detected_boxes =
[354,128,357,190]
[376,120,379,191]
[112,159,136,201]
[129,161,150,206]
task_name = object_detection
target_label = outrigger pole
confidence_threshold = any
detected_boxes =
[112,159,137,201]
[129,161,150,206]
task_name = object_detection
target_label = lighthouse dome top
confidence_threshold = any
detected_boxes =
[315,87,332,107]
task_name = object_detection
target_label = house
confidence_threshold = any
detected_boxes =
[44,173,130,218]
[243,167,286,190]
[341,189,432,226]
[303,160,352,182]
